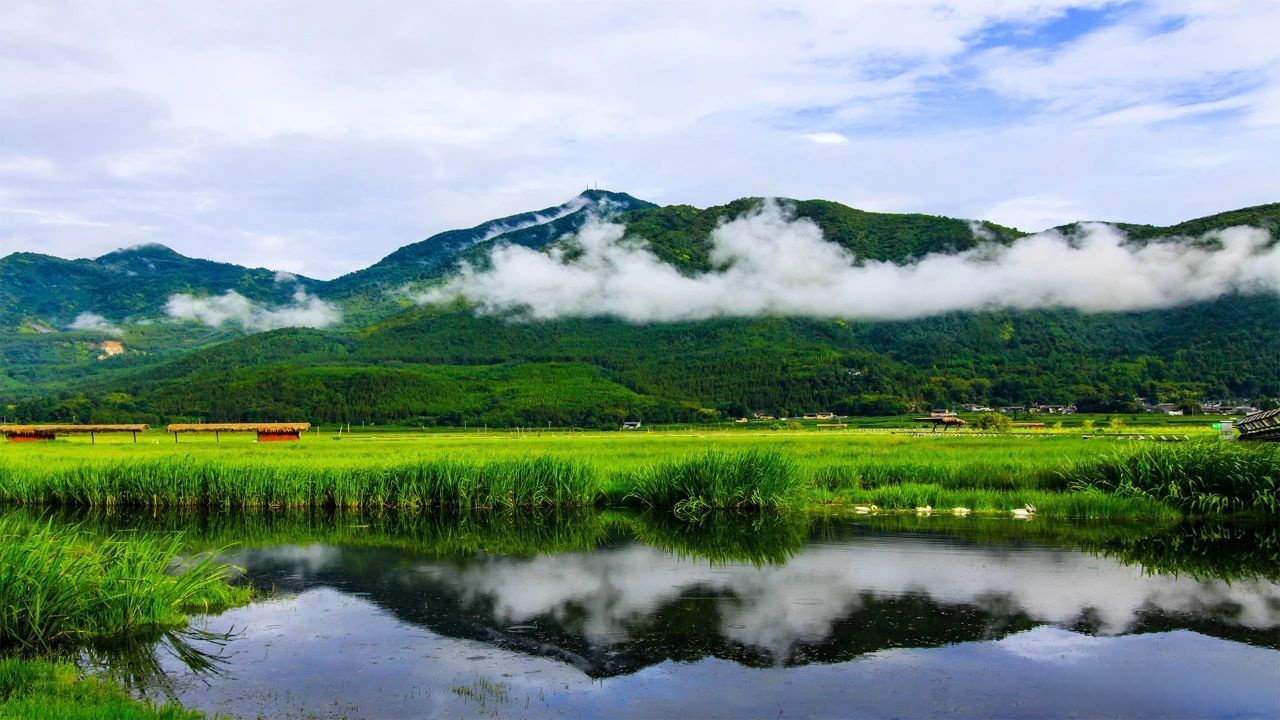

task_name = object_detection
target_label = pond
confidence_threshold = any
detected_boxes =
[72,511,1280,719]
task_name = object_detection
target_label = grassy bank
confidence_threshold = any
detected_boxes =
[0,517,248,719]
[0,432,1274,517]
[0,657,205,719]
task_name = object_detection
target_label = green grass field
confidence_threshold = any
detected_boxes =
[1,427,1272,517]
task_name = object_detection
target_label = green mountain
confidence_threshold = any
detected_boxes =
[616,198,1025,272]
[322,189,655,299]
[0,243,315,328]
[0,189,654,332]
[2,194,1277,425]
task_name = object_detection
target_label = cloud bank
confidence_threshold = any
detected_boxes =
[67,311,122,336]
[165,287,341,331]
[417,201,1280,322]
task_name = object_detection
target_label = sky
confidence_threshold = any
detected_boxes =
[1,0,1277,280]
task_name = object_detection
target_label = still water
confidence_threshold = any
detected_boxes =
[83,512,1280,718]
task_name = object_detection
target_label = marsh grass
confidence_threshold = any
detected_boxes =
[622,450,804,515]
[0,455,598,510]
[0,434,1270,517]
[1061,441,1280,515]
[0,518,248,651]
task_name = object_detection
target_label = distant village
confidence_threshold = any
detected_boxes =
[957,399,1263,417]
[705,398,1267,427]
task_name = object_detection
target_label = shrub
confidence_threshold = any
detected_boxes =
[974,412,1013,432]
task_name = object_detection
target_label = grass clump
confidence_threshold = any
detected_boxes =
[0,657,207,719]
[0,517,248,651]
[623,450,803,515]
[1060,442,1280,515]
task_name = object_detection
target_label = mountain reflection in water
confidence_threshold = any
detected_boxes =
[43,510,1280,718]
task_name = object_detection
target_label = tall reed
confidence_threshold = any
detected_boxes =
[0,456,598,510]
[1059,441,1280,515]
[622,450,804,515]
[0,517,248,651]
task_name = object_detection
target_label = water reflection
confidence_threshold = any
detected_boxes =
[15,509,1280,718]
[223,521,1279,671]
[80,627,236,698]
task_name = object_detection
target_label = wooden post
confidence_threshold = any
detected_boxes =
[215,430,220,443]
[132,431,137,443]
[90,431,95,445]
[174,432,179,444]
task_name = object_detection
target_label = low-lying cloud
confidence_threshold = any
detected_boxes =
[165,287,341,331]
[417,200,1280,322]
[67,311,123,336]
[479,196,590,243]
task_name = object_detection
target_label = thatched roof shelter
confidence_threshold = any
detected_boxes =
[913,416,967,425]
[2,424,149,443]
[2,424,149,436]
[913,416,967,433]
[165,423,311,433]
[165,422,311,443]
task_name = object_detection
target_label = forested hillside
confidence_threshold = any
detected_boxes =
[8,292,1275,426]
[0,244,313,327]
[2,194,1277,426]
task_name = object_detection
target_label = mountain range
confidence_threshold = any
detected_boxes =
[2,192,1277,425]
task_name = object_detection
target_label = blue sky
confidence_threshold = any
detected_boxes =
[1,0,1277,278]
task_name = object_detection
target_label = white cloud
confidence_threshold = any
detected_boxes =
[982,193,1090,232]
[801,132,849,145]
[479,196,590,242]
[419,200,1280,322]
[67,311,122,336]
[165,287,341,331]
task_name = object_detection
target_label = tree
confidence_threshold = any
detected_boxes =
[974,412,1013,432]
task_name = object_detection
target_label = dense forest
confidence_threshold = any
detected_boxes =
[7,293,1275,427]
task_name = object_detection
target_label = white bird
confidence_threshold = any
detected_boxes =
[854,505,873,514]
[952,507,971,516]
[1011,503,1037,519]
[915,505,933,514]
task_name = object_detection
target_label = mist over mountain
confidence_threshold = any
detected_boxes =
[2,192,1277,423]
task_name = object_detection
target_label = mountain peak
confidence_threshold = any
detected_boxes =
[95,243,185,263]
[575,188,648,205]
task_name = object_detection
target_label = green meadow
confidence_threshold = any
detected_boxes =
[0,427,1274,518]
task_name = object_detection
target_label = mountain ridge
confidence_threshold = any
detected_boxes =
[6,195,1278,330]
[3,193,1277,423]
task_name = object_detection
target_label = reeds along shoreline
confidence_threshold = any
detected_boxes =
[0,444,1274,516]
[0,518,248,652]
[1059,441,1280,515]
[0,452,803,512]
